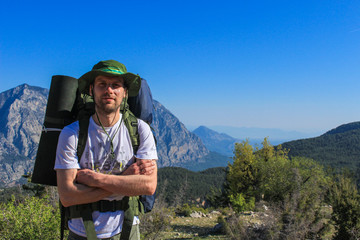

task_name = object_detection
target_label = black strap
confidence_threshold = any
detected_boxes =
[77,117,90,160]
[67,200,130,218]
[65,198,139,240]
[60,203,66,240]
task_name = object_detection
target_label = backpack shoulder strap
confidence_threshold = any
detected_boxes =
[77,117,90,160]
[122,108,140,154]
[76,94,94,160]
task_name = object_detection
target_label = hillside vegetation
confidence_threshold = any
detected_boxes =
[282,122,360,170]
[157,167,226,205]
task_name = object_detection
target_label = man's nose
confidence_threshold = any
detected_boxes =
[104,84,116,92]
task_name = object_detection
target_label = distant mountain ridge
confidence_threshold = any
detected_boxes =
[208,125,322,143]
[192,126,238,156]
[0,84,216,187]
[282,122,360,169]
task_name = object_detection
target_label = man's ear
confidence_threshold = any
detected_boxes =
[89,85,93,96]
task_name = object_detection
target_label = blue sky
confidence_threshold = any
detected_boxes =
[1,0,360,134]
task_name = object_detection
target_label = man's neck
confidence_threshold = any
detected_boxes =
[92,109,120,127]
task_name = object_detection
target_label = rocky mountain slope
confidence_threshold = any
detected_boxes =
[0,84,48,159]
[152,100,209,167]
[0,84,209,187]
[0,84,48,186]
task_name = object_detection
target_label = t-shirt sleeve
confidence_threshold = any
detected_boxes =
[54,123,81,170]
[136,120,158,160]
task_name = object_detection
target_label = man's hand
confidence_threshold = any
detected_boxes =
[122,159,156,175]
[76,169,103,188]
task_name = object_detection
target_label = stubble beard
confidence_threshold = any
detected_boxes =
[95,94,123,115]
[96,102,120,114]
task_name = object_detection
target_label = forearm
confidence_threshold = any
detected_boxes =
[60,182,111,207]
[56,169,112,207]
[98,174,157,196]
[76,161,157,196]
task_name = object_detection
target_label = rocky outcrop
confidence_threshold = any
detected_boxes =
[152,100,209,167]
[0,84,48,159]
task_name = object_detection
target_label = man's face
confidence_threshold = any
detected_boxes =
[91,75,127,114]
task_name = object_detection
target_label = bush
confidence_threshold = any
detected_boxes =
[139,198,174,240]
[329,173,360,240]
[0,195,60,239]
[175,203,208,217]
[217,214,246,239]
[229,193,255,212]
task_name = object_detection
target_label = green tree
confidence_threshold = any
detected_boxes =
[254,146,291,202]
[226,139,257,211]
[227,140,256,194]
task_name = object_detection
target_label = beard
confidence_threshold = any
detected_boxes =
[96,102,120,114]
[94,93,123,114]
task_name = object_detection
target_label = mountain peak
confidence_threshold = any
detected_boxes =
[193,126,217,135]
[193,126,237,156]
[193,126,236,141]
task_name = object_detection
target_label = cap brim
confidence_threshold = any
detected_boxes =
[79,70,141,97]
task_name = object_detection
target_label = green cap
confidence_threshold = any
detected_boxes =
[78,60,141,96]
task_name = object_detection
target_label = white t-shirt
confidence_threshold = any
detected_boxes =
[54,115,157,238]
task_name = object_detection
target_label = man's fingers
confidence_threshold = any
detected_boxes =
[129,159,156,175]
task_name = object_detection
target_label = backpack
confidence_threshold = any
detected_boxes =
[31,75,156,239]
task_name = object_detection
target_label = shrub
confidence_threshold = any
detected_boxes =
[229,193,255,212]
[175,203,208,217]
[329,173,360,240]
[139,198,174,240]
[0,195,60,239]
[217,214,247,240]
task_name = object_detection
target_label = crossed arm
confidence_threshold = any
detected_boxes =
[57,159,157,207]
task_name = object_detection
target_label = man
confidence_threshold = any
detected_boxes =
[55,60,157,240]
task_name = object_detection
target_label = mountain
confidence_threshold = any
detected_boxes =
[282,122,360,169]
[0,84,48,159]
[152,100,209,167]
[0,84,48,187]
[192,126,238,156]
[0,84,210,187]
